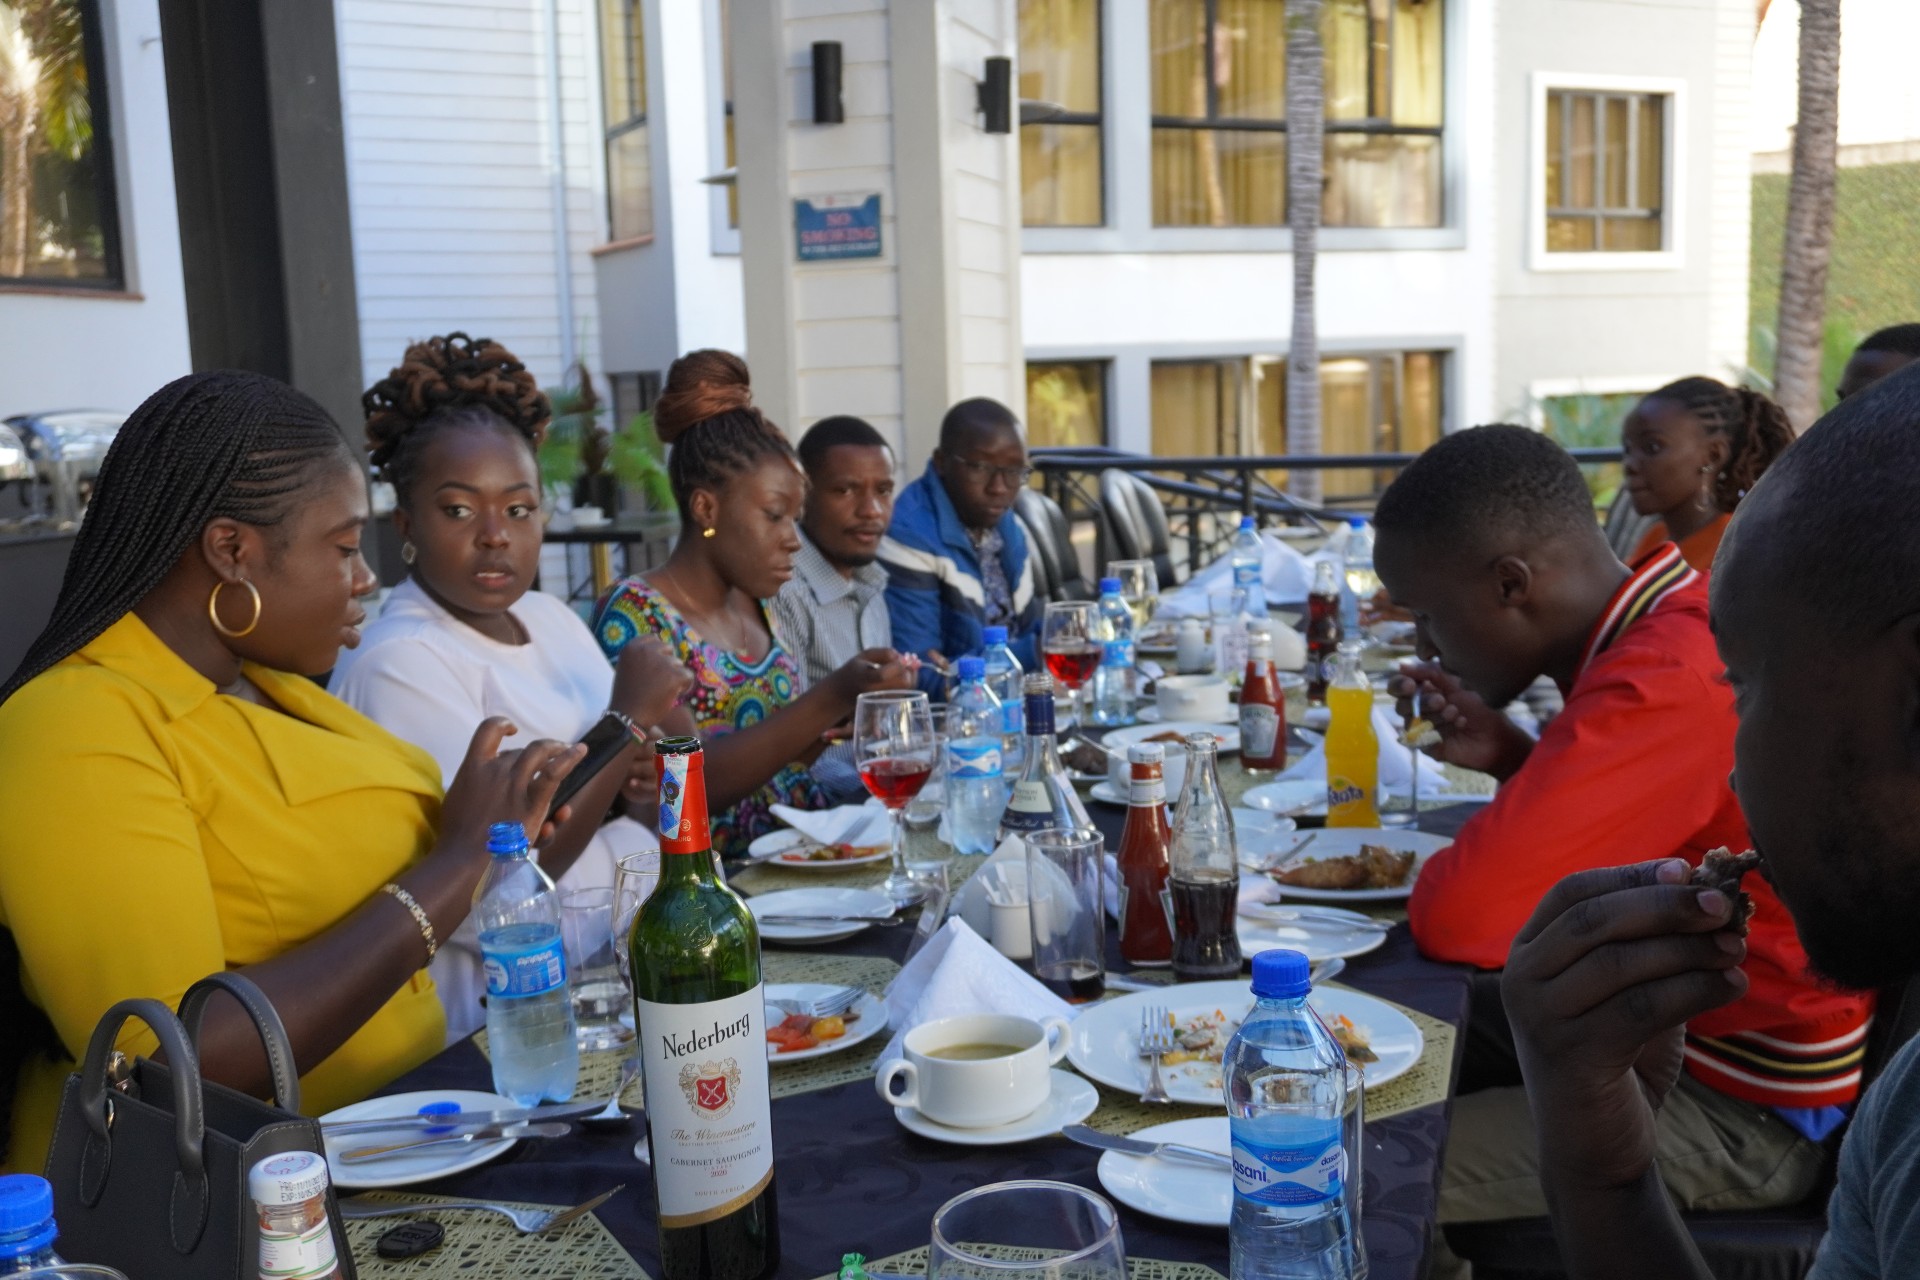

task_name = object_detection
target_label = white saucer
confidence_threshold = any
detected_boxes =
[747,887,895,944]
[894,1069,1099,1146]
[1088,780,1127,806]
[1095,1116,1233,1227]
[322,1089,522,1190]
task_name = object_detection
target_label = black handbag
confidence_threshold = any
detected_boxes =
[42,972,357,1279]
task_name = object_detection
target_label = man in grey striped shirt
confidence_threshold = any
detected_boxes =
[770,415,897,689]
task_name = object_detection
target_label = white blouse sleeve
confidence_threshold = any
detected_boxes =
[330,637,486,788]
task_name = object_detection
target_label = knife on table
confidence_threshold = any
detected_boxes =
[1062,1124,1233,1169]
[322,1100,601,1137]
[339,1121,570,1162]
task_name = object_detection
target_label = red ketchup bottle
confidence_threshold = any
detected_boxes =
[1117,743,1175,967]
[1239,621,1287,773]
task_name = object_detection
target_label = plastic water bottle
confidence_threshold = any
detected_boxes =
[1339,517,1375,636]
[474,821,580,1105]
[1232,516,1269,619]
[982,625,1027,774]
[1091,576,1137,727]
[1225,949,1356,1280]
[0,1175,62,1273]
[946,656,1009,854]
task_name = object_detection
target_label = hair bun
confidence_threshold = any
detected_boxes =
[652,349,754,445]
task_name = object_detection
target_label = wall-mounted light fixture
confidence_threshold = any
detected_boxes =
[812,41,844,124]
[977,56,1012,133]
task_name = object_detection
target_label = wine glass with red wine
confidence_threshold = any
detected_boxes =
[1042,600,1103,730]
[853,689,938,907]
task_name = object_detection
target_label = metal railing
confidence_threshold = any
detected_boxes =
[1031,445,1625,585]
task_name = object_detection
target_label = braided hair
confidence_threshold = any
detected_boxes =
[1645,377,1796,512]
[651,349,797,524]
[0,371,351,704]
[362,333,551,508]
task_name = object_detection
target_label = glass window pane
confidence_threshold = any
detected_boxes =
[721,0,737,228]
[1324,0,1370,120]
[1153,127,1286,226]
[3,0,119,284]
[1324,132,1440,227]
[1392,0,1443,127]
[1019,0,1101,114]
[1023,123,1103,226]
[1547,215,1595,252]
[1545,93,1563,210]
[600,0,628,122]
[1604,97,1629,208]
[1216,0,1287,120]
[1638,94,1665,212]
[1026,361,1108,448]
[1568,95,1596,209]
[607,128,653,241]
[1149,0,1209,119]
[1401,352,1442,453]
[1320,357,1377,499]
[1151,361,1240,458]
[1601,215,1662,251]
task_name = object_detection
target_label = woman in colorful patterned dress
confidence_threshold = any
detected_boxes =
[593,350,912,858]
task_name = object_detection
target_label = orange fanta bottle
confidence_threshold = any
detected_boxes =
[1324,642,1380,827]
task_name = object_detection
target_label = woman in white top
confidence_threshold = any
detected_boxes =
[332,334,690,1041]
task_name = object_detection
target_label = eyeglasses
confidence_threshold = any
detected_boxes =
[949,455,1034,487]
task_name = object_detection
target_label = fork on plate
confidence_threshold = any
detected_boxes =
[767,985,864,1020]
[1138,1006,1175,1105]
[338,1185,624,1234]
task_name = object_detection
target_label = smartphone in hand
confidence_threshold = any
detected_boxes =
[545,710,636,822]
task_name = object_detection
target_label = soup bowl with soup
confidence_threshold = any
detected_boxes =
[875,1013,1071,1128]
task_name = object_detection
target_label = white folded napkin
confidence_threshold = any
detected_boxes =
[1157,532,1316,617]
[1279,705,1463,800]
[878,919,1074,1065]
[956,834,1123,936]
[768,799,892,849]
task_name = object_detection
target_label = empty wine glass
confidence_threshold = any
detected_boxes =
[1042,600,1103,730]
[853,690,937,907]
[1106,559,1160,632]
[928,1180,1127,1280]
[610,850,661,976]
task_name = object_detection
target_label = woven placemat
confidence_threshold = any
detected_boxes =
[817,1246,1223,1280]
[1079,993,1455,1135]
[344,1191,644,1278]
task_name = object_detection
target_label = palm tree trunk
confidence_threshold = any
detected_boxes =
[1773,0,1841,432]
[1285,0,1324,504]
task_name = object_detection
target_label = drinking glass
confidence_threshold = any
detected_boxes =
[1106,559,1160,632]
[1341,1057,1369,1278]
[854,689,938,907]
[1209,587,1249,680]
[560,887,633,1052]
[1042,600,1103,729]
[610,850,661,975]
[1024,828,1106,1003]
[905,704,951,828]
[928,1180,1127,1280]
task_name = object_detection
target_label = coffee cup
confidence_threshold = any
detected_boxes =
[875,1013,1070,1129]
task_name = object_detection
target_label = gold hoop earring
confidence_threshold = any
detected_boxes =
[702,527,716,539]
[208,580,263,639]
[402,541,417,564]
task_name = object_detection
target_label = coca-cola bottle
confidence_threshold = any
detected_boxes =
[1305,559,1343,705]
[1117,744,1174,967]
[1239,621,1287,773]
[1168,733,1242,981]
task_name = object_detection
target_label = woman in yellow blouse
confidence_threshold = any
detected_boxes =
[0,371,587,1172]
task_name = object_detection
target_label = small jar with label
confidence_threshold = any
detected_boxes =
[250,1150,341,1280]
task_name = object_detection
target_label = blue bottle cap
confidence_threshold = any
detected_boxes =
[416,1100,461,1134]
[486,822,529,856]
[1348,516,1367,527]
[957,656,985,680]
[0,1174,56,1253]
[1249,948,1312,1000]
[1099,577,1122,594]
[983,625,1009,645]
[1239,515,1256,530]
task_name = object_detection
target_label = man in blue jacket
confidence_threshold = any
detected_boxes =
[881,398,1042,689]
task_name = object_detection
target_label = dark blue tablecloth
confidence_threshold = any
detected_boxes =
[375,805,1480,1280]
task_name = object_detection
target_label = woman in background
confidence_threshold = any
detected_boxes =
[1622,377,1795,572]
[331,333,690,1041]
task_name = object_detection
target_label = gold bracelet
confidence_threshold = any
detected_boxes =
[381,883,438,963]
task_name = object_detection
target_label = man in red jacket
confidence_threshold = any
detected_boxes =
[1373,426,1872,1233]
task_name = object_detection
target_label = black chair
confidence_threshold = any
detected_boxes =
[1446,974,1920,1280]
[1015,486,1093,603]
[1603,487,1657,561]
[1098,469,1180,588]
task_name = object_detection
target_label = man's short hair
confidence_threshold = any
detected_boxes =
[1856,324,1920,359]
[1722,362,1920,642]
[1374,424,1599,555]
[939,398,1021,454]
[796,415,891,475]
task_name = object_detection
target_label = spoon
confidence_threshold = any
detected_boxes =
[577,1060,639,1134]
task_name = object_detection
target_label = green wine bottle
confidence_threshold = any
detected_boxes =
[629,736,779,1280]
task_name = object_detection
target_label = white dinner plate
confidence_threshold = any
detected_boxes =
[1067,981,1423,1104]
[894,1069,1099,1146]
[764,983,888,1063]
[1096,1116,1233,1227]
[1088,780,1128,806]
[1235,906,1389,964]
[321,1090,523,1190]
[1256,828,1453,902]
[747,887,896,944]
[746,827,892,869]
[1102,721,1242,756]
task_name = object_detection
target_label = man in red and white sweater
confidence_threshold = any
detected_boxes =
[1373,426,1872,1229]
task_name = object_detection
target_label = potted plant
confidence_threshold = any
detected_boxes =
[539,367,672,520]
